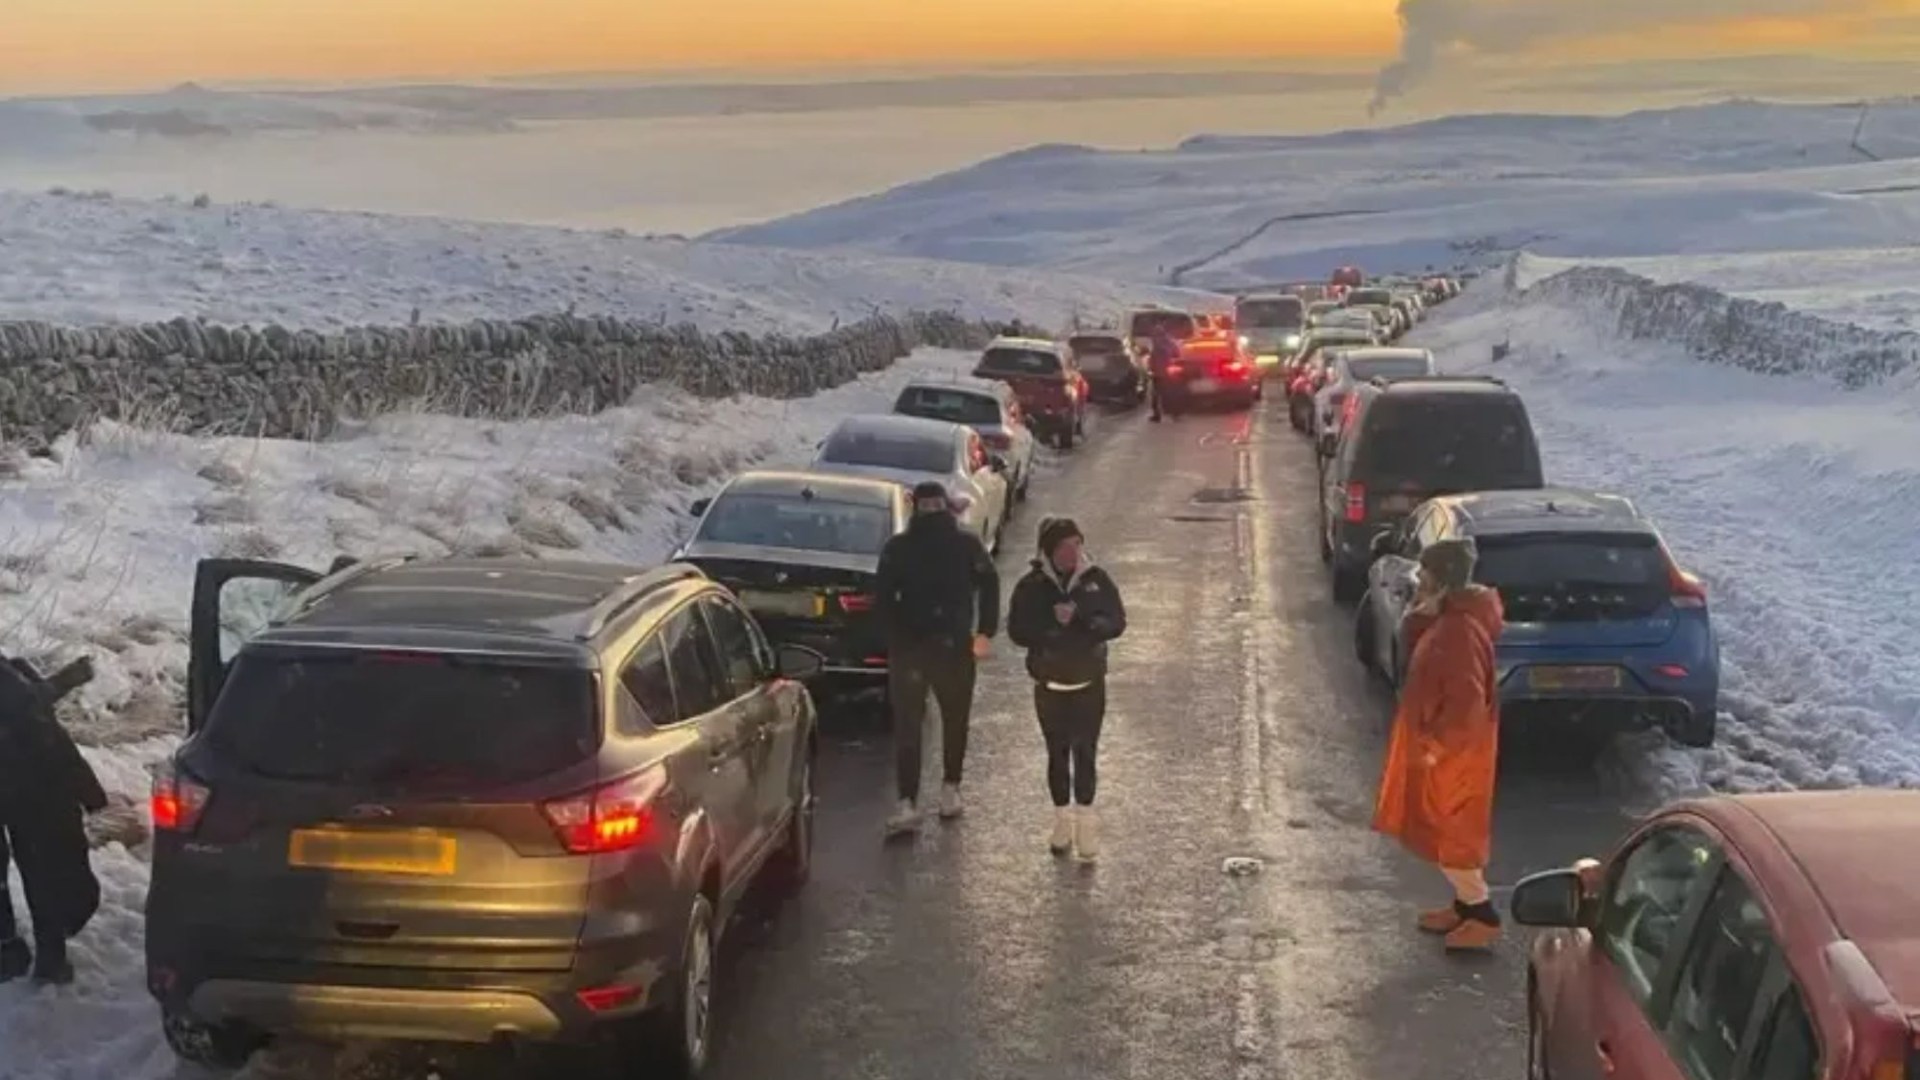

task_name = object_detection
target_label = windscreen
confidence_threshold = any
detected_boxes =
[1473,534,1668,620]
[1349,289,1394,307]
[1355,398,1541,491]
[1348,354,1431,381]
[697,493,893,555]
[1129,311,1196,340]
[819,427,954,474]
[206,653,597,792]
[1237,299,1304,329]
[976,347,1062,378]
[894,386,1003,426]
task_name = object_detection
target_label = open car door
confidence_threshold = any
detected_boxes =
[187,558,324,735]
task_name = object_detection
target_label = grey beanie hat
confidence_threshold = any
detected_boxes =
[1418,537,1478,592]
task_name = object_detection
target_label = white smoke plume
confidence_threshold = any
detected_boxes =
[1369,0,1879,116]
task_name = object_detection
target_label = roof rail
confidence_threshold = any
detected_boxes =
[575,564,705,641]
[278,553,419,622]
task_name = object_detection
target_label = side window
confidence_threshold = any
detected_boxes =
[1665,869,1779,1080]
[617,633,675,733]
[1598,824,1721,1007]
[660,606,727,720]
[701,595,769,699]
[1747,986,1817,1080]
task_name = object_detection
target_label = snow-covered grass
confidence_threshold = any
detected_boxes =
[0,347,986,1077]
[717,101,1920,287]
[1415,276,1920,795]
[0,189,1218,333]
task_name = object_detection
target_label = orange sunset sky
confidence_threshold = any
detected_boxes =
[3,0,1914,95]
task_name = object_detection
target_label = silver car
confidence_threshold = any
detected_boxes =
[810,414,1011,551]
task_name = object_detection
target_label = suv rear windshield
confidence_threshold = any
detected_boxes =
[697,493,893,555]
[976,347,1062,378]
[1355,396,1542,490]
[1348,289,1394,307]
[206,652,597,792]
[1129,311,1196,340]
[1348,354,1431,381]
[894,386,1003,426]
[1237,299,1305,329]
[1474,534,1668,620]
[1068,335,1127,356]
[819,427,954,474]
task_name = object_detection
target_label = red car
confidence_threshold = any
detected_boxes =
[1163,337,1259,412]
[971,336,1089,449]
[1514,790,1920,1080]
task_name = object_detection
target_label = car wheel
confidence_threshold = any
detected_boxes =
[646,894,718,1079]
[1354,603,1376,670]
[1527,981,1551,1080]
[770,749,815,894]
[1672,709,1717,749]
[163,1008,268,1071]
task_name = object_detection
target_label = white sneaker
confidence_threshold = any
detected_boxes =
[1073,806,1100,862]
[938,783,964,820]
[885,799,920,837]
[1048,807,1074,854]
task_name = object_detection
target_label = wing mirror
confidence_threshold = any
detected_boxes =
[688,497,712,518]
[1509,858,1604,927]
[775,643,826,681]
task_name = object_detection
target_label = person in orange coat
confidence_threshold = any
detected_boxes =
[1371,538,1507,952]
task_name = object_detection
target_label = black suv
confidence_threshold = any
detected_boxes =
[1318,376,1544,602]
[148,555,822,1076]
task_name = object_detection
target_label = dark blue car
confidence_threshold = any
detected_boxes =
[1353,488,1718,749]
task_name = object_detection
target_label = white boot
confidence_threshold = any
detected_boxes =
[938,783,964,820]
[1048,807,1074,855]
[1073,806,1100,862]
[885,799,920,838]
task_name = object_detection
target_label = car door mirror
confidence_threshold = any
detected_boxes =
[1509,867,1588,927]
[688,497,712,518]
[774,643,825,682]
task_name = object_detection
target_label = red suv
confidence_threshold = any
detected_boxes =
[1513,791,1920,1080]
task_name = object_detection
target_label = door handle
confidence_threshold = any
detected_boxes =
[336,920,399,940]
[1594,1040,1617,1075]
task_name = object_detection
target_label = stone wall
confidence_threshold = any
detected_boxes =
[0,310,1029,445]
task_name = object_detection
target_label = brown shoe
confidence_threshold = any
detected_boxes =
[1417,906,1464,934]
[1444,918,1501,952]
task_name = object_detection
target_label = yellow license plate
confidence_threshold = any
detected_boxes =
[288,827,458,876]
[1528,666,1623,691]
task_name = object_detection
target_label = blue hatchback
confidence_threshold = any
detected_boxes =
[1354,488,1719,748]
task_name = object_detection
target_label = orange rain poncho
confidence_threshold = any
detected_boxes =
[1372,585,1506,871]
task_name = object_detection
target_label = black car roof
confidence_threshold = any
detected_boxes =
[720,469,906,507]
[268,557,706,652]
[1437,489,1652,538]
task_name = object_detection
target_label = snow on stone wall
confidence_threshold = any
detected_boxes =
[0,310,1023,445]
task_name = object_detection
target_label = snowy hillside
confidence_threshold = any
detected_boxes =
[0,189,1217,333]
[716,101,1920,285]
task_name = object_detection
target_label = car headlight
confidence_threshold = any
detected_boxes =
[1282,334,1302,349]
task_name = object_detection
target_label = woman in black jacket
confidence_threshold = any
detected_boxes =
[1006,517,1126,861]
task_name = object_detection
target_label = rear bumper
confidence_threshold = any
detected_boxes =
[183,981,569,1043]
[1497,654,1717,736]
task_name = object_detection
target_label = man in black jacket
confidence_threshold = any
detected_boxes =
[1007,516,1126,861]
[874,481,1000,836]
[0,656,108,985]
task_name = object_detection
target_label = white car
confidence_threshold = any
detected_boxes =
[1312,347,1438,451]
[1314,307,1383,340]
[810,413,1011,551]
[890,377,1037,509]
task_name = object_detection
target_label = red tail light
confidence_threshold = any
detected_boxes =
[152,761,212,834]
[837,593,874,614]
[1344,482,1367,523]
[577,984,644,1012]
[1223,360,1249,378]
[1167,362,1184,376]
[543,770,664,854]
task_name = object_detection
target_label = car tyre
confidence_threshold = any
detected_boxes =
[643,894,718,1079]
[1354,602,1376,670]
[162,1008,268,1071]
[769,749,815,894]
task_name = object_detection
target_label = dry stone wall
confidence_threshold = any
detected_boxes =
[0,310,1029,445]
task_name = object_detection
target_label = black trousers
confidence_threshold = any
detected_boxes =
[1149,376,1180,419]
[0,817,85,967]
[1035,681,1107,807]
[888,645,977,803]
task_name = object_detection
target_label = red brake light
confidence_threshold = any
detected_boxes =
[577,984,644,1013]
[1167,362,1184,376]
[152,762,212,834]
[1344,482,1367,523]
[837,593,874,614]
[543,771,663,854]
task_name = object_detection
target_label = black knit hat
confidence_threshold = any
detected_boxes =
[910,480,949,512]
[1037,515,1083,556]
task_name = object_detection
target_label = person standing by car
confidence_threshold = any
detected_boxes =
[1370,539,1506,952]
[0,657,108,984]
[1147,324,1182,422]
[874,481,1000,837]
[1007,517,1126,862]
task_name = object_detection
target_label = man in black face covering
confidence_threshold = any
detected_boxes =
[873,480,1000,837]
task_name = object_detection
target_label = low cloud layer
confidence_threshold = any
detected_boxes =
[1369,0,1881,115]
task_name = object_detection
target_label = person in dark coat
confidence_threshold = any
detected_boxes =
[1006,516,1126,861]
[873,480,1000,836]
[0,657,108,985]
[1147,324,1183,422]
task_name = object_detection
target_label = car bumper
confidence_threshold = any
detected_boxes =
[1497,658,1716,734]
